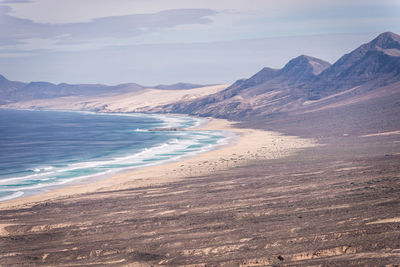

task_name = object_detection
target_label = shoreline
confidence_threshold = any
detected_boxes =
[0,116,317,210]
[0,110,226,203]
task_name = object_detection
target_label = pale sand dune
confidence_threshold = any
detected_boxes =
[97,84,230,112]
[1,84,230,112]
[0,118,316,210]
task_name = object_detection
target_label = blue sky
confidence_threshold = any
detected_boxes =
[0,0,399,85]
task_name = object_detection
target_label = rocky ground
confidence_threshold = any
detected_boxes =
[1,78,400,266]
[0,130,399,266]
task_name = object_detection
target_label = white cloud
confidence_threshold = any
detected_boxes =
[0,0,399,54]
[0,7,218,52]
[0,0,399,84]
[2,0,399,24]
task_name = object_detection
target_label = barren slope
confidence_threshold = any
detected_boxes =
[2,84,230,113]
[162,32,400,120]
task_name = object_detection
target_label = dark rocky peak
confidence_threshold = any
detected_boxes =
[319,32,400,80]
[279,55,331,83]
[214,56,330,100]
[369,31,400,50]
[323,32,400,77]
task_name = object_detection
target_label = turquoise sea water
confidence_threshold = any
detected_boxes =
[0,109,229,201]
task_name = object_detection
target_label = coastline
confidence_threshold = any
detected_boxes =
[0,110,215,202]
[0,117,317,210]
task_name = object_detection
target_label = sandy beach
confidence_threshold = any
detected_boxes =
[0,117,316,210]
[1,4,399,264]
[1,114,399,266]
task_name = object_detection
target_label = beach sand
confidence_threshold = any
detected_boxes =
[2,87,400,266]
[1,117,399,266]
[0,118,316,210]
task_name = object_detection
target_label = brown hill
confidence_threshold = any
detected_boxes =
[160,32,400,120]
[309,31,400,98]
[157,55,332,119]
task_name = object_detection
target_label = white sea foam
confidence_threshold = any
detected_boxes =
[135,128,147,132]
[32,166,55,173]
[0,112,232,201]
[0,131,228,187]
[0,168,61,185]
[0,191,24,201]
[9,170,115,192]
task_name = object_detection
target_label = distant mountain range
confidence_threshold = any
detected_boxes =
[0,75,209,105]
[160,32,400,119]
[1,32,400,121]
[154,83,214,90]
[0,76,146,105]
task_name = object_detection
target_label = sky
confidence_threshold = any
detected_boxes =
[0,0,399,85]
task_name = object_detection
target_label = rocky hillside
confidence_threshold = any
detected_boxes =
[2,32,399,120]
[160,32,400,120]
[309,31,400,97]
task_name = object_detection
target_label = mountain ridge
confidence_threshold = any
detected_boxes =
[1,32,399,120]
[154,83,212,90]
[311,31,400,97]
[0,75,213,103]
[159,32,400,119]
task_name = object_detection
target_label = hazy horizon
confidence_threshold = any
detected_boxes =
[1,0,399,85]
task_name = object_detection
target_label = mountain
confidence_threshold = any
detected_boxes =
[279,55,331,83]
[158,54,331,119]
[223,55,330,95]
[160,32,400,119]
[1,77,209,104]
[154,83,209,90]
[309,31,400,98]
[0,74,26,104]
[13,82,145,100]
[0,75,218,104]
[0,75,147,103]
[1,32,399,121]
[321,32,400,83]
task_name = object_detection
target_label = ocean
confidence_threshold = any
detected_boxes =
[0,109,229,201]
